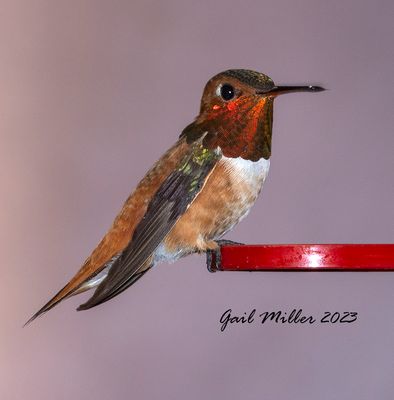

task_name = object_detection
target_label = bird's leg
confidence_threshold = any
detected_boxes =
[206,239,244,273]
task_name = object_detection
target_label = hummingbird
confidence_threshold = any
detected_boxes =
[26,69,324,324]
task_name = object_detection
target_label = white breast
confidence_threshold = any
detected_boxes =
[209,155,270,238]
[221,155,270,198]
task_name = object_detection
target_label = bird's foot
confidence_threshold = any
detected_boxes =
[206,240,243,273]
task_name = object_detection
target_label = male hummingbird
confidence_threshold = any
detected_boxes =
[27,69,324,324]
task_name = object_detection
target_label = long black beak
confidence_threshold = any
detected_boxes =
[257,85,326,96]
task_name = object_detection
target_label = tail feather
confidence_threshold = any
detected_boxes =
[24,267,108,326]
[24,283,78,326]
[25,253,121,325]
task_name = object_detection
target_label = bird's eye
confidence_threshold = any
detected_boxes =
[218,84,235,101]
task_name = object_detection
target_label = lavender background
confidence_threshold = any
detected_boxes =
[1,1,393,399]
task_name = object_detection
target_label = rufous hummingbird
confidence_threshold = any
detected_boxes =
[26,69,324,324]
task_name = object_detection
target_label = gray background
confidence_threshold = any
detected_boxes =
[1,1,393,399]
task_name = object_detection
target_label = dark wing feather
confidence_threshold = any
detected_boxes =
[77,141,220,310]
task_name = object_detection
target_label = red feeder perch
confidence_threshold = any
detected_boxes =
[207,244,394,272]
